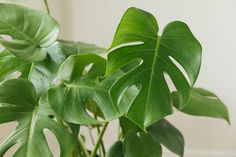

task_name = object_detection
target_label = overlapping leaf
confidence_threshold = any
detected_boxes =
[0,79,75,157]
[48,54,120,124]
[0,3,59,61]
[172,88,230,123]
[119,117,184,157]
[59,40,106,56]
[107,7,202,129]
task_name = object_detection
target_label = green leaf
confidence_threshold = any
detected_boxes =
[59,40,106,56]
[120,117,184,157]
[0,49,31,81]
[0,0,25,3]
[172,88,230,124]
[148,119,184,157]
[107,7,202,129]
[0,3,59,61]
[48,54,120,125]
[106,141,124,157]
[0,79,75,157]
[123,131,162,157]
[30,42,66,96]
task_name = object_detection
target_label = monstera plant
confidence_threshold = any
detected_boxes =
[0,1,230,157]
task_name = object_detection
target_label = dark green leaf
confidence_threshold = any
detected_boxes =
[172,88,230,124]
[59,40,106,56]
[123,131,162,157]
[0,3,59,61]
[106,141,124,157]
[0,79,75,157]
[120,117,184,157]
[107,7,202,129]
[48,54,120,125]
[148,119,184,157]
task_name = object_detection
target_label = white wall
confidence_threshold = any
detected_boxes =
[0,0,236,157]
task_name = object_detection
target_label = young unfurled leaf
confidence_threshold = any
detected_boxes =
[0,79,75,157]
[172,88,230,124]
[48,54,120,124]
[107,7,202,129]
[0,3,59,61]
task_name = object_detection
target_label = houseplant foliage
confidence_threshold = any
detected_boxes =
[0,1,230,157]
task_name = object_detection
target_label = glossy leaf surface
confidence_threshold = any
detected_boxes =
[172,88,230,123]
[0,3,59,61]
[107,7,202,129]
[0,79,75,157]
[48,54,120,124]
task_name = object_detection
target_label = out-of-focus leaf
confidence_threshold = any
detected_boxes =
[59,40,106,56]
[172,88,230,124]
[106,141,124,157]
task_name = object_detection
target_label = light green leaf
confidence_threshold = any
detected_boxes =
[0,0,25,3]
[148,119,184,157]
[0,79,75,157]
[59,40,106,56]
[123,131,162,157]
[48,54,120,125]
[0,42,66,97]
[106,141,124,157]
[107,7,202,129]
[0,3,59,61]
[0,49,31,81]
[172,88,230,124]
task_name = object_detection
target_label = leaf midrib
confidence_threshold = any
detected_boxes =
[144,36,161,126]
[0,19,38,45]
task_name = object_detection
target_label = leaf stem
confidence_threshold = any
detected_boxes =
[90,122,109,157]
[44,0,51,15]
[77,135,90,157]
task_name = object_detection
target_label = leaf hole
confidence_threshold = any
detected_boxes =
[44,129,61,157]
[83,63,94,75]
[4,142,20,157]
[85,99,105,121]
[121,58,143,73]
[168,56,191,85]
[108,41,144,53]
[0,35,13,42]
[163,72,176,92]
[5,71,22,80]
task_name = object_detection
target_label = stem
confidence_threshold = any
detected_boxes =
[90,123,109,157]
[44,0,51,15]
[77,135,90,157]
[88,127,95,146]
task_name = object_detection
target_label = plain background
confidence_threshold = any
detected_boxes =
[0,0,236,157]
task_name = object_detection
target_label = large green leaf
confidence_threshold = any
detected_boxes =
[48,54,120,124]
[107,7,202,129]
[0,3,59,61]
[123,131,162,157]
[0,79,75,157]
[120,117,184,157]
[58,40,106,56]
[172,88,230,123]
